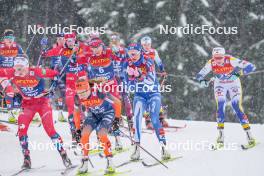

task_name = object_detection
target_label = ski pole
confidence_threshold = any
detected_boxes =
[25,24,42,55]
[37,37,48,67]
[48,52,76,93]
[118,129,169,169]
[88,157,94,168]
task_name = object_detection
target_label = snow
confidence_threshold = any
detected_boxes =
[132,25,160,40]
[0,111,263,176]
[249,12,264,20]
[177,63,183,70]
[193,43,209,57]
[128,13,136,19]
[180,14,187,26]
[156,1,167,9]
[110,11,119,16]
[199,15,213,26]
[159,41,169,51]
[249,39,264,50]
[200,0,209,7]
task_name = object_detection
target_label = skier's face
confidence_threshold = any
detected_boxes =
[3,37,15,47]
[91,45,103,56]
[14,65,29,77]
[76,80,91,99]
[213,54,225,65]
[128,50,140,62]
[66,38,76,48]
[57,37,65,46]
[142,43,151,51]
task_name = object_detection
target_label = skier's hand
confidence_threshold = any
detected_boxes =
[200,80,208,88]
[112,118,120,132]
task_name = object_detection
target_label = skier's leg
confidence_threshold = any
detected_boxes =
[97,109,115,173]
[17,106,35,169]
[38,100,72,168]
[148,93,170,159]
[229,79,255,144]
[65,88,77,143]
[130,95,146,160]
[78,115,96,173]
[214,81,227,144]
[148,93,165,143]
[109,91,123,150]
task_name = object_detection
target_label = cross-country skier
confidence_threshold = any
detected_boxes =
[0,55,72,169]
[46,33,66,122]
[0,29,24,123]
[126,43,171,160]
[196,47,257,149]
[109,32,134,139]
[140,36,169,129]
[87,38,123,151]
[74,77,116,174]
[45,33,90,146]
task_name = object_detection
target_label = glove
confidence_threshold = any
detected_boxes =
[75,129,82,143]
[40,37,48,46]
[127,66,135,76]
[134,67,140,78]
[127,117,133,130]
[70,53,77,63]
[112,45,119,53]
[112,118,120,133]
[200,80,208,88]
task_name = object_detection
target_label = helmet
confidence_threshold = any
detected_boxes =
[89,38,104,48]
[127,43,142,51]
[140,36,152,45]
[64,33,76,40]
[212,47,225,55]
[14,55,29,67]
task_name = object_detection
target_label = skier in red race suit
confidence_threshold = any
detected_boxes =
[44,33,91,146]
[0,55,72,169]
[87,38,123,150]
[0,29,24,122]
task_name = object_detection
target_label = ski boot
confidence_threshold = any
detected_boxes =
[242,129,257,149]
[144,113,153,130]
[105,156,115,174]
[71,132,78,148]
[161,143,171,160]
[78,156,89,174]
[130,143,140,161]
[58,110,67,122]
[214,129,224,149]
[21,154,31,169]
[115,136,123,151]
[60,150,72,168]
[8,111,17,124]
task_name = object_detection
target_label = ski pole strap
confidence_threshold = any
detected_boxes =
[119,129,169,169]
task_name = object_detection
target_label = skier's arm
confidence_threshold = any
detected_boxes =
[34,68,59,78]
[196,60,212,81]
[0,68,14,78]
[143,59,156,85]
[153,49,165,72]
[230,57,256,75]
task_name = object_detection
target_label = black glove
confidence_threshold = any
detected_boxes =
[75,129,82,143]
[112,118,120,132]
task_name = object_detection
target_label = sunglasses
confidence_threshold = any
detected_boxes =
[128,51,140,57]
